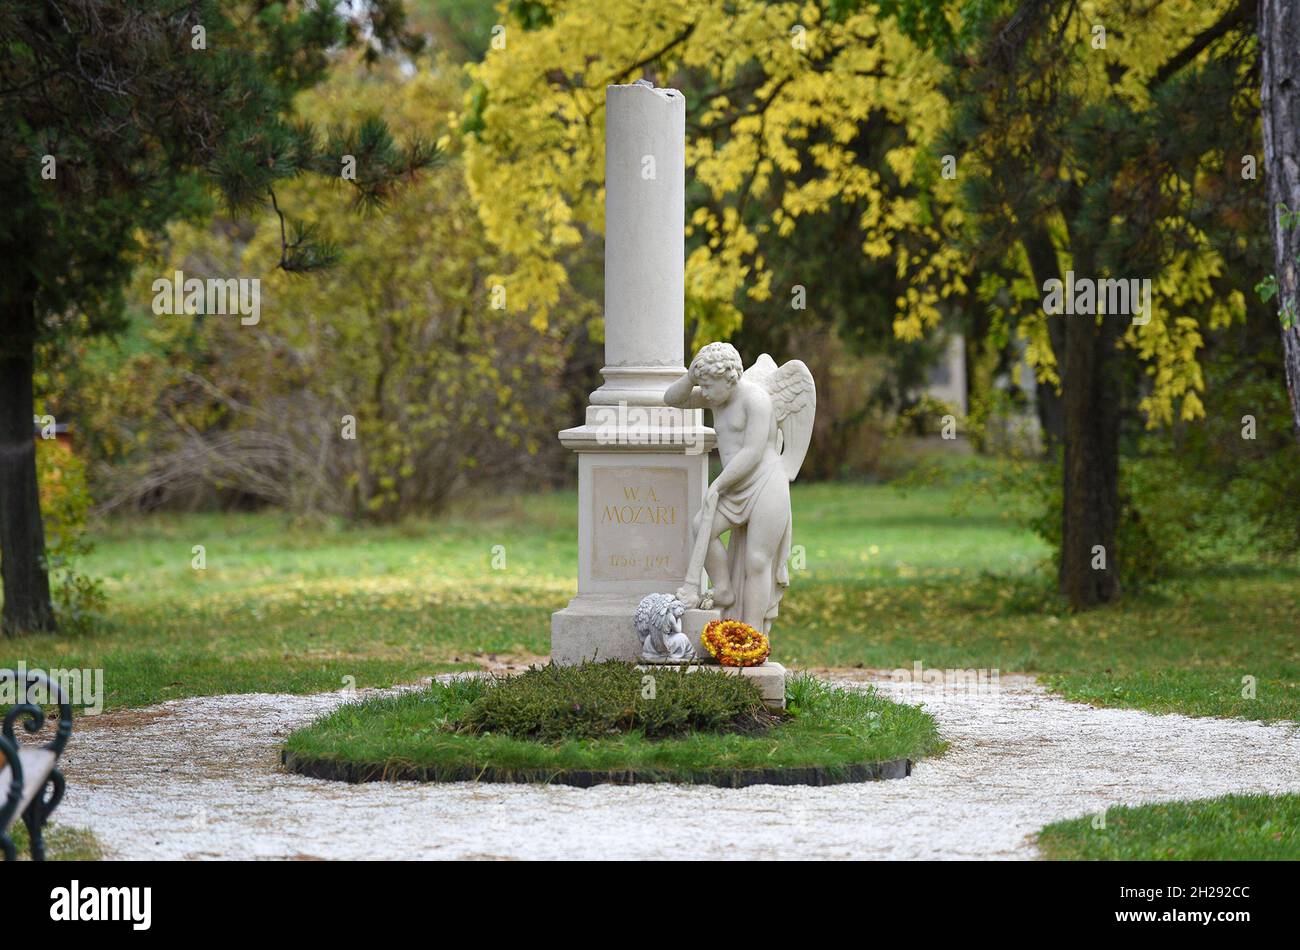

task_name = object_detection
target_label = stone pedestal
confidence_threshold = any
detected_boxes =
[683,607,721,659]
[551,82,715,665]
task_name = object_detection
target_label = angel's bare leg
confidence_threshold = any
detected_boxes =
[705,519,733,607]
[679,505,731,606]
[740,477,790,631]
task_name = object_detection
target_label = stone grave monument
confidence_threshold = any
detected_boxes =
[550,81,814,709]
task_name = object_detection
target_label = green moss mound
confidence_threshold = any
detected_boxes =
[282,664,945,787]
[460,661,771,740]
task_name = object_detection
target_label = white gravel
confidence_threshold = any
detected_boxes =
[55,673,1300,860]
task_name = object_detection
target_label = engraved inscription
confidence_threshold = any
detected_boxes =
[591,466,689,582]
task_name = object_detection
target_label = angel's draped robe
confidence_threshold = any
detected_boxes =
[701,452,792,634]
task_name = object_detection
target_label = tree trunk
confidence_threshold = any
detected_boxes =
[1260,0,1300,440]
[1058,255,1124,609]
[1020,224,1067,450]
[0,293,55,635]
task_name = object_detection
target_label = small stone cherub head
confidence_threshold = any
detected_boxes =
[689,342,743,405]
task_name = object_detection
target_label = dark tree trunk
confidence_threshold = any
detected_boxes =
[1053,172,1125,609]
[0,294,55,635]
[1059,282,1124,608]
[1020,224,1067,450]
[1260,0,1300,440]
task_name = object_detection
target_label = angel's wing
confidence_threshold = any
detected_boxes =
[742,352,779,388]
[745,354,816,481]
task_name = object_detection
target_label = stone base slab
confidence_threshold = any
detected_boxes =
[551,598,723,665]
[552,597,787,708]
[636,661,788,710]
[551,593,643,665]
[682,607,721,658]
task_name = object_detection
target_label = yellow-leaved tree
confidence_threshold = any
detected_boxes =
[464,1,965,343]
[463,0,1267,607]
[74,54,568,519]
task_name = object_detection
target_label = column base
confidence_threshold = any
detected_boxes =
[552,599,787,709]
[682,606,721,659]
[551,594,643,665]
[551,600,723,666]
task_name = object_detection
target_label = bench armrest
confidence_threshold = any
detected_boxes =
[0,732,22,832]
[1,669,73,758]
[1,670,72,860]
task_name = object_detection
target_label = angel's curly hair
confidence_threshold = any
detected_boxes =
[689,342,743,384]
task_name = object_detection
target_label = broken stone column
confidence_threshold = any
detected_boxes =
[550,82,714,664]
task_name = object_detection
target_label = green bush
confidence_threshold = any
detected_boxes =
[1116,361,1300,580]
[932,428,1299,591]
[992,451,1287,588]
[35,442,105,632]
[459,661,772,741]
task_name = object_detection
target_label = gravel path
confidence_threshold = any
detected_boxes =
[56,673,1300,860]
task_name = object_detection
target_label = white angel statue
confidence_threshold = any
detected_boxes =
[664,343,816,635]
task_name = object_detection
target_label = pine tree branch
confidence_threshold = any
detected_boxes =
[1149,0,1253,89]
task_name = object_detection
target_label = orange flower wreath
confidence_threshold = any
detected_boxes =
[701,619,770,667]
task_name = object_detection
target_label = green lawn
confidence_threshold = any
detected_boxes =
[7,822,104,861]
[2,481,1298,720]
[284,669,944,783]
[1037,794,1300,860]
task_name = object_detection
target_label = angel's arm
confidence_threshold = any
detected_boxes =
[663,371,708,409]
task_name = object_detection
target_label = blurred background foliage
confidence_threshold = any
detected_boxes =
[39,40,571,523]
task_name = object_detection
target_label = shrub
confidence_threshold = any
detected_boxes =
[459,661,772,741]
[60,62,570,521]
[35,441,105,633]
[934,431,1299,591]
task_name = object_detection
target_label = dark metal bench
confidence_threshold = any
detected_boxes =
[1,669,72,861]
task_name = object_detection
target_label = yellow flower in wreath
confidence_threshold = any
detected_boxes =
[701,619,770,668]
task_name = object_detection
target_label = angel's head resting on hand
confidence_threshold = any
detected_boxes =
[689,342,742,404]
